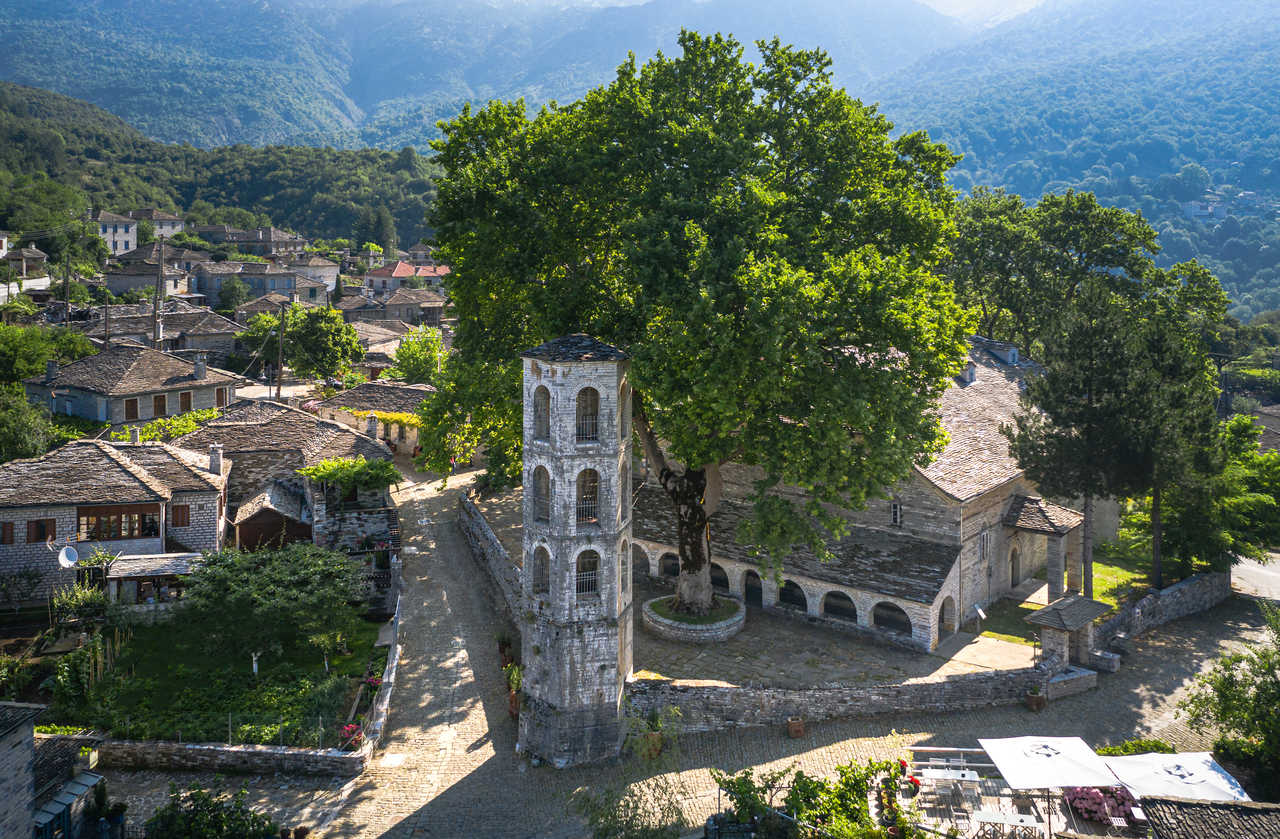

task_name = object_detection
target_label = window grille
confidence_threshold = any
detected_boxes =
[979,529,992,562]
[576,551,600,597]
[890,500,902,527]
[533,387,550,440]
[576,470,599,524]
[533,467,551,522]
[576,387,599,442]
[532,547,550,594]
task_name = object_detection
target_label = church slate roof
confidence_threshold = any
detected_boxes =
[632,483,957,604]
[522,334,628,362]
[1142,796,1280,839]
[1003,495,1084,534]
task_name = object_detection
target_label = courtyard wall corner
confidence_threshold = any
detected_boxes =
[1095,571,1231,648]
[459,492,522,619]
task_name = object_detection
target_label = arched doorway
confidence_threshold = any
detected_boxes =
[1009,548,1021,586]
[709,563,729,592]
[822,591,857,622]
[743,570,762,606]
[778,580,807,611]
[938,595,957,635]
[660,552,680,578]
[632,544,649,582]
[873,601,913,636]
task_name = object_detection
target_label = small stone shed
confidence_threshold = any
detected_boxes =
[1024,593,1111,665]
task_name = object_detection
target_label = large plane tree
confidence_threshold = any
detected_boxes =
[422,32,971,614]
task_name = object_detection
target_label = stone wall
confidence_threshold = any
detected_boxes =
[168,490,224,552]
[627,659,1057,733]
[1095,571,1232,648]
[98,738,366,776]
[641,597,744,643]
[458,494,521,617]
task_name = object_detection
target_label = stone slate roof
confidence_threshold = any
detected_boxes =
[1255,406,1280,453]
[1003,495,1083,534]
[175,400,390,467]
[127,208,182,221]
[34,731,97,792]
[108,553,201,578]
[289,255,338,268]
[27,345,239,395]
[385,287,446,306]
[1143,796,1280,839]
[9,246,48,259]
[1024,594,1111,631]
[0,440,225,508]
[78,308,241,340]
[233,482,306,524]
[335,295,382,311]
[0,702,44,738]
[522,334,628,362]
[359,319,415,335]
[236,293,319,318]
[318,381,435,413]
[93,211,132,223]
[919,337,1034,502]
[351,321,402,347]
[633,484,957,604]
[116,242,209,263]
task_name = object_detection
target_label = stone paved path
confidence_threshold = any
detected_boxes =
[322,472,1274,838]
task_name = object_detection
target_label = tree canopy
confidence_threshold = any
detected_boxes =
[425,31,971,611]
[237,306,363,380]
[386,326,445,386]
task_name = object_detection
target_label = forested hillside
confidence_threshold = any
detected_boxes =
[0,0,968,150]
[0,84,436,246]
[872,0,1280,319]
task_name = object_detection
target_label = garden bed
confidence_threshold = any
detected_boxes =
[642,596,745,643]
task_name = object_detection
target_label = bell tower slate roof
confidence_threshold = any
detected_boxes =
[521,334,627,362]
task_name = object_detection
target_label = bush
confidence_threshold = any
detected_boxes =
[144,785,278,838]
[1096,738,1176,756]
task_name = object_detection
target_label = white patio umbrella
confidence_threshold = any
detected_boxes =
[1101,752,1251,802]
[979,736,1118,790]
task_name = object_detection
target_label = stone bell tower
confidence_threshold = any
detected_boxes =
[517,335,633,767]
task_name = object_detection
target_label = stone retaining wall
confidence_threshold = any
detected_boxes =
[626,658,1058,733]
[641,597,745,643]
[1095,571,1231,648]
[459,493,521,617]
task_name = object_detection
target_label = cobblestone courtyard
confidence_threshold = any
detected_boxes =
[101,473,1277,837]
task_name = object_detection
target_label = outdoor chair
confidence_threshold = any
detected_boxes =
[1107,815,1129,835]
[950,807,971,834]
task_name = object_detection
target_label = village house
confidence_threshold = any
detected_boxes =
[383,286,446,326]
[406,242,434,265]
[5,245,47,278]
[315,380,434,454]
[91,211,136,255]
[126,208,185,238]
[190,224,241,244]
[0,230,11,259]
[225,227,308,257]
[189,262,324,302]
[0,440,229,604]
[25,344,238,424]
[350,320,405,379]
[234,291,319,325]
[172,400,399,553]
[115,241,210,273]
[631,337,1090,653]
[363,260,450,296]
[102,261,187,297]
[334,291,385,323]
[72,302,242,365]
[288,254,340,291]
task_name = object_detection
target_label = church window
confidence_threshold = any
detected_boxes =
[576,387,599,442]
[576,470,599,524]
[890,499,902,527]
[576,550,600,597]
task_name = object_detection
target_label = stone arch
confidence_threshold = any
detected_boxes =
[533,386,551,441]
[532,466,551,522]
[822,590,857,621]
[1010,547,1021,586]
[576,469,599,524]
[575,549,600,598]
[709,563,729,592]
[576,387,600,442]
[743,570,763,606]
[632,543,651,581]
[873,601,912,635]
[659,552,680,578]
[778,580,807,611]
[532,546,550,594]
[938,595,957,635]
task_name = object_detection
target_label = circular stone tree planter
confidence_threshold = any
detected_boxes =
[641,596,746,643]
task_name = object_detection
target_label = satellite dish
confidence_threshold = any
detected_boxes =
[57,546,79,569]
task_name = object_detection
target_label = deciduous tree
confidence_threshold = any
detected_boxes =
[386,326,444,386]
[425,32,971,613]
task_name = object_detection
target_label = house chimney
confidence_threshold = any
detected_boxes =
[44,359,58,383]
[366,414,380,438]
[960,360,976,384]
[290,289,298,304]
[209,443,223,475]
[130,426,141,443]
[193,352,208,380]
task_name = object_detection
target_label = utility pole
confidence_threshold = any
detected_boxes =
[275,299,286,401]
[153,235,165,349]
[62,250,70,318]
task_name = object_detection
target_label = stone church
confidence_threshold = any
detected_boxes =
[630,336,1088,653]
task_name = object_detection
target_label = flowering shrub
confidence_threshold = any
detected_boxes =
[364,676,383,689]
[341,723,363,749]
[1064,786,1137,822]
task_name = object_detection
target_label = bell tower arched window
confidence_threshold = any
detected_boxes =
[533,466,551,523]
[576,550,600,597]
[576,470,599,524]
[533,386,550,441]
[532,546,550,594]
[576,387,599,442]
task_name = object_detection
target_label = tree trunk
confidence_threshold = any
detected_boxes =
[1151,480,1163,591]
[664,466,714,614]
[1082,495,1094,599]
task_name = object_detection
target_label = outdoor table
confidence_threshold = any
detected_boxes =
[920,768,981,782]
[973,810,1042,838]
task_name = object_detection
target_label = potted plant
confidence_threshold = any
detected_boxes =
[1025,683,1047,711]
[639,709,665,759]
[497,631,514,666]
[504,663,522,720]
[899,775,921,800]
[786,716,805,739]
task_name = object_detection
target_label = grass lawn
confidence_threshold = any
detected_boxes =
[51,617,384,748]
[650,595,741,625]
